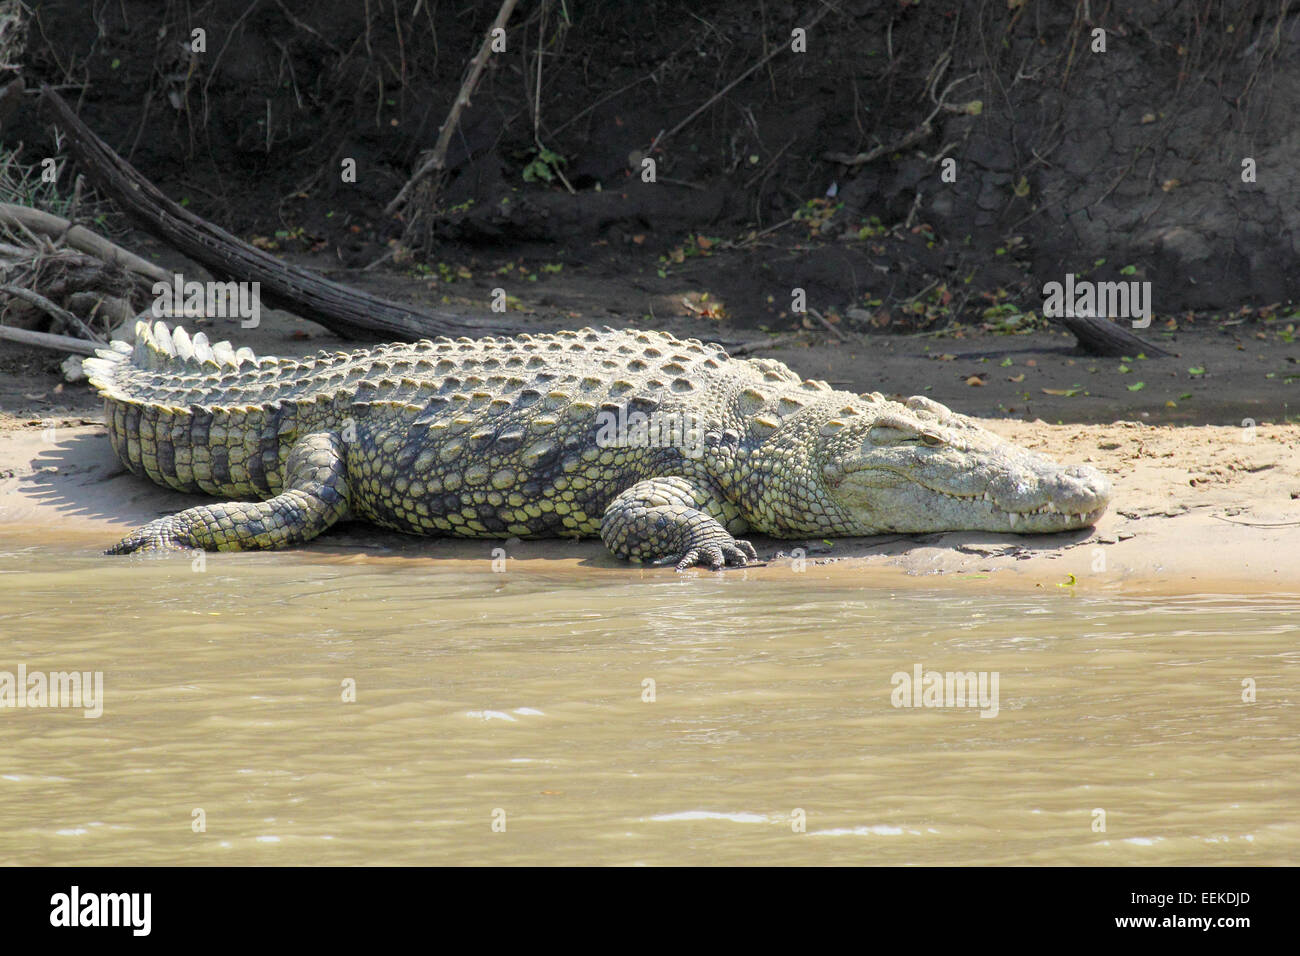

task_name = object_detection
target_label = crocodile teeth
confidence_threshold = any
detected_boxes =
[1008,512,1019,529]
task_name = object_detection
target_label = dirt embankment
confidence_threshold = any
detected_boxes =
[7,1,1300,333]
[3,3,1298,420]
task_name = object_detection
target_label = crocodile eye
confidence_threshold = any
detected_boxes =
[920,432,944,447]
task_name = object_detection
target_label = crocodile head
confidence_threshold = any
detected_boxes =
[816,395,1111,534]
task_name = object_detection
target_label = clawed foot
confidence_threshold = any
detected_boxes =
[106,516,192,554]
[656,534,758,571]
[598,476,762,571]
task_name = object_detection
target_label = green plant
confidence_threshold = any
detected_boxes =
[522,147,567,184]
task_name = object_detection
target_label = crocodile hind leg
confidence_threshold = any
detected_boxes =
[600,476,757,571]
[107,432,351,554]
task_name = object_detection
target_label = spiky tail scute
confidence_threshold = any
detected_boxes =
[82,319,262,400]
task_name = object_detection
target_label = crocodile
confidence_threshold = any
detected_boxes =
[83,321,1111,569]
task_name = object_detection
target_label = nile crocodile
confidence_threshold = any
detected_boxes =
[83,321,1111,569]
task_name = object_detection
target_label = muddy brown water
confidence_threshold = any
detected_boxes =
[0,529,1296,865]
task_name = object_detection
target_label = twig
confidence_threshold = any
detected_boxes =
[729,331,808,356]
[736,215,794,246]
[531,21,544,142]
[806,307,847,342]
[822,123,935,167]
[1211,514,1300,528]
[0,283,105,343]
[822,69,979,168]
[551,161,576,195]
[550,52,681,137]
[385,0,521,214]
[201,0,263,129]
[744,134,797,189]
[361,248,395,272]
[58,174,85,243]
[655,5,832,151]
[527,18,575,196]
[902,189,923,228]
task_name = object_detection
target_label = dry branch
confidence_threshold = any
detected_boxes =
[1053,314,1172,357]
[384,0,521,215]
[0,202,169,282]
[0,282,104,342]
[0,323,99,355]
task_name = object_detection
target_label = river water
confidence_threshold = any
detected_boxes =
[1,533,1296,865]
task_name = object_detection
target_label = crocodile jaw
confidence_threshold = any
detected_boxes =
[824,436,1112,535]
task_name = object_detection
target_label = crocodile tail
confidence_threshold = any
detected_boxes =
[82,320,260,397]
[81,337,134,399]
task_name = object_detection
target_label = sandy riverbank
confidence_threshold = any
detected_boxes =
[2,413,1296,597]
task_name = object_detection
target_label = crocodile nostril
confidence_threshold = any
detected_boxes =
[1050,467,1112,513]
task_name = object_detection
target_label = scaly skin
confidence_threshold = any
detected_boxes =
[83,321,1111,569]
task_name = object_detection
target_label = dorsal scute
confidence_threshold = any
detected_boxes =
[128,320,257,372]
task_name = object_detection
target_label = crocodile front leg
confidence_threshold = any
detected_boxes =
[600,476,757,571]
[107,432,351,554]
